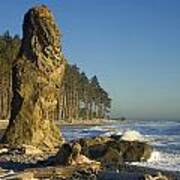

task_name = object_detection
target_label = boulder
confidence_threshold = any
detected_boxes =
[54,142,98,166]
[77,135,153,167]
[78,136,111,159]
[54,143,73,165]
[102,147,123,167]
[1,5,66,150]
[71,142,82,161]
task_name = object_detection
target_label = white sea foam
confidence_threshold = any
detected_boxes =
[102,131,115,137]
[147,150,161,162]
[62,119,180,172]
[102,129,122,137]
[131,150,180,172]
[120,130,146,142]
[87,126,107,132]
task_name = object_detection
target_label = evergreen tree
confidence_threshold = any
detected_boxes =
[0,32,21,119]
[0,32,111,122]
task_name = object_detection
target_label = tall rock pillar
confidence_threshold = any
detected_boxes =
[2,5,66,149]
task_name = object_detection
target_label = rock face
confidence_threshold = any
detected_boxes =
[2,5,66,149]
[77,135,153,167]
[52,134,152,169]
[54,142,96,166]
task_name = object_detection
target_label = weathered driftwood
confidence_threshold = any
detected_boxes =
[24,163,101,179]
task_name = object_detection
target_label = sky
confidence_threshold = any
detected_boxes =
[0,0,180,120]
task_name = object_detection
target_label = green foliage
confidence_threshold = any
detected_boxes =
[59,64,111,121]
[0,31,21,119]
[0,31,111,121]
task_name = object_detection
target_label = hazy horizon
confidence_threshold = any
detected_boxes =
[0,0,180,120]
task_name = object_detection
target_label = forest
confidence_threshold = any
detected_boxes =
[0,31,111,122]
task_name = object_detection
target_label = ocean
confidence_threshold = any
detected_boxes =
[61,119,180,172]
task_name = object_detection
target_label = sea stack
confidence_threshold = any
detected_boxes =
[2,5,66,149]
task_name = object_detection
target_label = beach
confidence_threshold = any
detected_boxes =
[0,120,180,179]
[61,119,180,171]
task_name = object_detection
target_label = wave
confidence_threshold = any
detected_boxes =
[61,120,180,172]
[120,130,147,142]
[131,150,180,172]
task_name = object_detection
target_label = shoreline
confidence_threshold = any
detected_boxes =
[123,164,180,179]
[0,163,179,179]
[0,120,180,179]
[0,145,179,179]
[57,119,118,126]
[0,119,119,128]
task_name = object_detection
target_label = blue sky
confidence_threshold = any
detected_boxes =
[0,0,180,120]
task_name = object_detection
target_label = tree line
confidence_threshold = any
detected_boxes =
[0,31,21,120]
[0,31,111,121]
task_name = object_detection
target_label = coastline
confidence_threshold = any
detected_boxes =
[0,119,117,128]
[0,120,180,179]
[122,164,180,179]
[57,119,117,126]
[0,163,179,179]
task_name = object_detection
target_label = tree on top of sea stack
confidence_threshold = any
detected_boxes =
[1,5,66,149]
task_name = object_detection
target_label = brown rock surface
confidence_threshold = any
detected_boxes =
[2,5,66,150]
[77,135,153,166]
[54,142,97,166]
